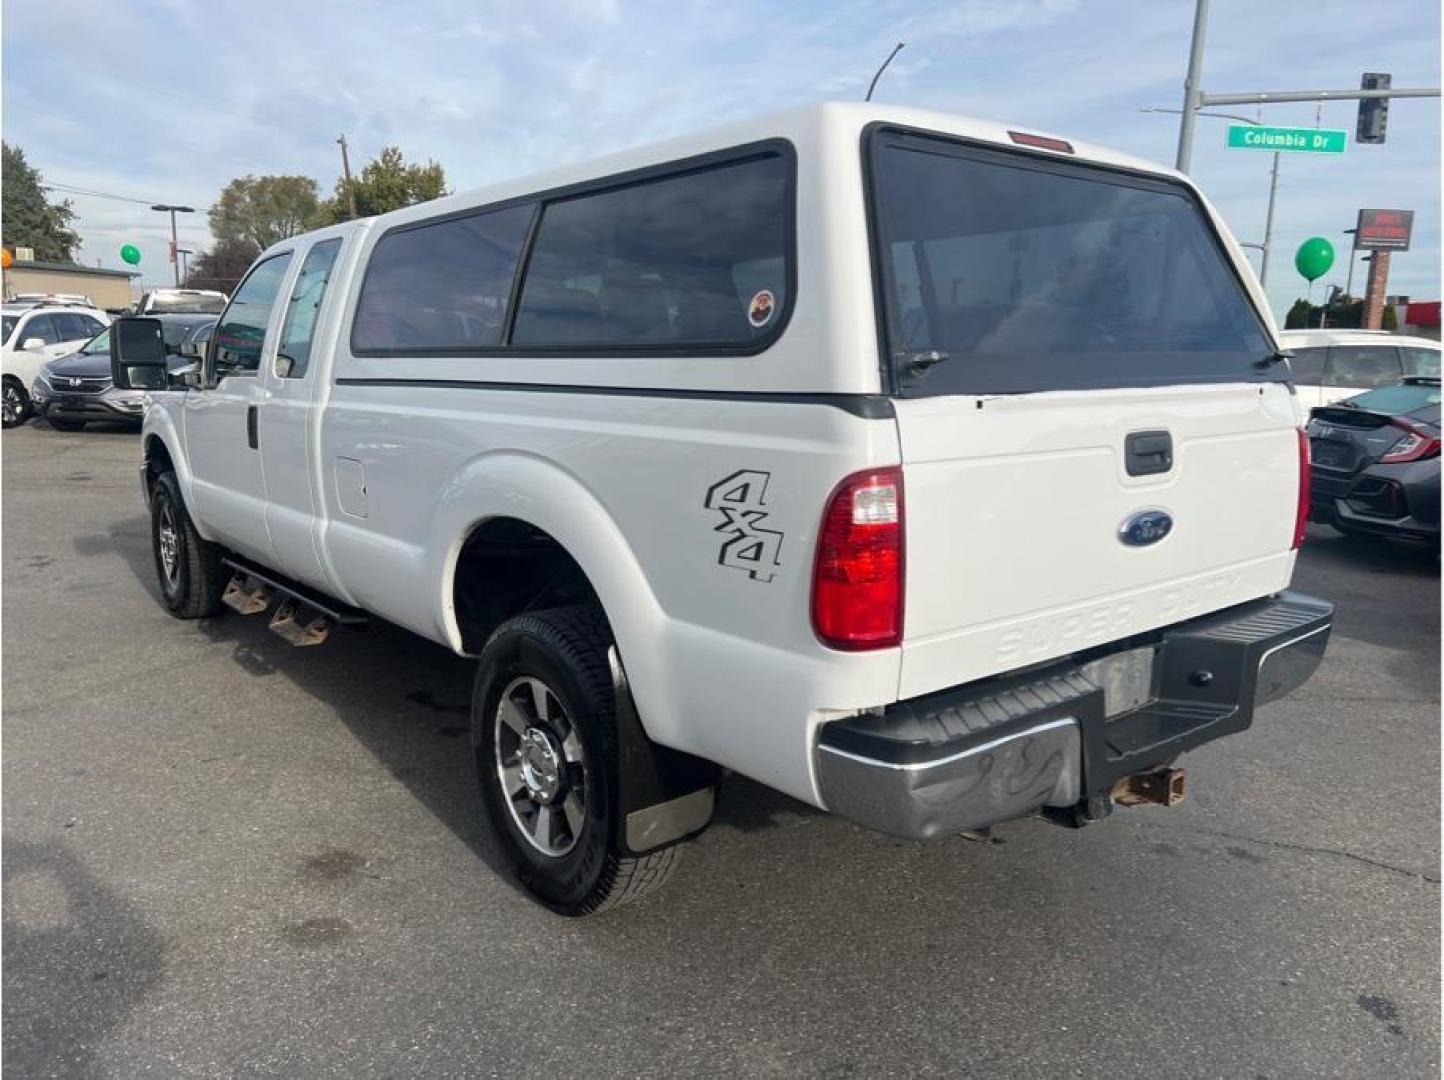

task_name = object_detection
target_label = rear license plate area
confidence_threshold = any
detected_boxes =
[1079,645,1157,717]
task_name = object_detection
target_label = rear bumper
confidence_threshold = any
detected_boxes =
[1310,460,1440,541]
[814,590,1332,840]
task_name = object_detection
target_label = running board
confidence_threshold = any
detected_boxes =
[219,556,367,647]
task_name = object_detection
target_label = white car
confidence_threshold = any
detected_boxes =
[114,102,1332,914]
[136,288,228,315]
[2,302,111,427]
[1279,328,1441,409]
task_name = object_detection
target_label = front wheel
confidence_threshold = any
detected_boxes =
[2,378,30,429]
[150,471,224,618]
[473,606,680,915]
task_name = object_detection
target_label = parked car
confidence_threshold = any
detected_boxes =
[136,288,228,315]
[1307,377,1440,544]
[1279,328,1441,409]
[31,315,215,431]
[2,302,111,427]
[110,102,1332,915]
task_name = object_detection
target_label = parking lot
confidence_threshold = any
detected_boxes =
[2,419,1438,1077]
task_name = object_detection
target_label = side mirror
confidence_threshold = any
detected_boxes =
[167,360,200,388]
[22,336,45,352]
[182,370,203,389]
[178,341,199,358]
[110,318,169,391]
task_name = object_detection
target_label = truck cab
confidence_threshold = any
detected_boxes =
[113,103,1332,915]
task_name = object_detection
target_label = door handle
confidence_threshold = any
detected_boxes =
[247,405,258,450]
[1124,430,1172,476]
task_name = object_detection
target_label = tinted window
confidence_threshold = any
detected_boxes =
[871,135,1273,396]
[512,153,790,349]
[354,206,531,351]
[192,323,213,344]
[2,315,18,343]
[1326,346,1402,389]
[213,254,293,376]
[53,313,92,340]
[1288,346,1327,383]
[1400,345,1441,378]
[19,314,60,345]
[278,239,342,377]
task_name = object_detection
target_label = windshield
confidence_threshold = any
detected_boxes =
[146,294,226,314]
[1346,381,1442,415]
[80,328,112,355]
[2,315,17,343]
[870,132,1274,396]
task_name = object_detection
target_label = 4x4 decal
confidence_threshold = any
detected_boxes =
[704,470,783,583]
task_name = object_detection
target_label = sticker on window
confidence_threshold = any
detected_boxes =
[747,289,776,329]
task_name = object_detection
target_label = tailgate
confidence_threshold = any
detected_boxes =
[896,383,1300,698]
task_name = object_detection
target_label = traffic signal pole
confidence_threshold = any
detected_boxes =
[1173,0,1439,175]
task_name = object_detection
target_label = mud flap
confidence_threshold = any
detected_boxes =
[608,648,719,857]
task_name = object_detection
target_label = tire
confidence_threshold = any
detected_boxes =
[473,605,680,915]
[46,417,86,432]
[2,378,30,429]
[150,471,225,618]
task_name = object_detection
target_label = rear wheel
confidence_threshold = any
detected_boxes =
[473,605,680,915]
[2,378,30,429]
[46,417,86,432]
[150,471,224,618]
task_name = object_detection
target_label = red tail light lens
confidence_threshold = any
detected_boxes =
[1293,428,1310,550]
[1380,420,1442,464]
[812,467,904,650]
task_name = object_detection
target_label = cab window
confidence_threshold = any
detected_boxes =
[1325,345,1403,389]
[212,254,293,378]
[277,238,342,378]
[1400,345,1441,378]
[1287,346,1327,384]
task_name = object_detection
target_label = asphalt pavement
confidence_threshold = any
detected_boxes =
[3,419,1439,1078]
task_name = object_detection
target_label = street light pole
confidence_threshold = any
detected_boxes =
[150,203,195,287]
[1145,107,1278,284]
[1343,228,1359,298]
[865,42,905,102]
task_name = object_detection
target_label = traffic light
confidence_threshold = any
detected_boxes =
[1357,72,1391,144]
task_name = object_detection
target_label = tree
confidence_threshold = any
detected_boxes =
[325,145,447,222]
[183,238,261,295]
[1,142,80,261]
[209,175,323,252]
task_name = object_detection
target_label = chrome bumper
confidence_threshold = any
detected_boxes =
[815,591,1333,840]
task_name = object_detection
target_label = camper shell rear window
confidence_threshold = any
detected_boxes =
[865,126,1280,397]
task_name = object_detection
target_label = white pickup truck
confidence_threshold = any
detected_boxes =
[112,103,1333,915]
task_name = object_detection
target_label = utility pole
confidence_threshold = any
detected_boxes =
[336,135,358,220]
[1172,0,1439,174]
[151,204,195,287]
[865,43,905,102]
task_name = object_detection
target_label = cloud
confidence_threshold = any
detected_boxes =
[3,0,1437,308]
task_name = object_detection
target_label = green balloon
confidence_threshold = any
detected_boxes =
[1294,237,1334,282]
[120,244,141,266]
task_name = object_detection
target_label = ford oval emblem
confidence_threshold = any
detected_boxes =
[1119,509,1173,547]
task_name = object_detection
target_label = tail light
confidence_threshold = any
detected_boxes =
[1379,419,1442,464]
[812,467,904,650]
[1293,428,1310,550]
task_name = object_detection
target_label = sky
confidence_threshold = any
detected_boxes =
[2,0,1439,317]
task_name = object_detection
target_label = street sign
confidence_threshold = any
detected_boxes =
[1226,125,1348,154]
[1355,208,1413,251]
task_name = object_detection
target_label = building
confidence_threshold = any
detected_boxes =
[2,259,141,312]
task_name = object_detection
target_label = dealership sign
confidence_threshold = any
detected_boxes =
[1355,209,1414,251]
